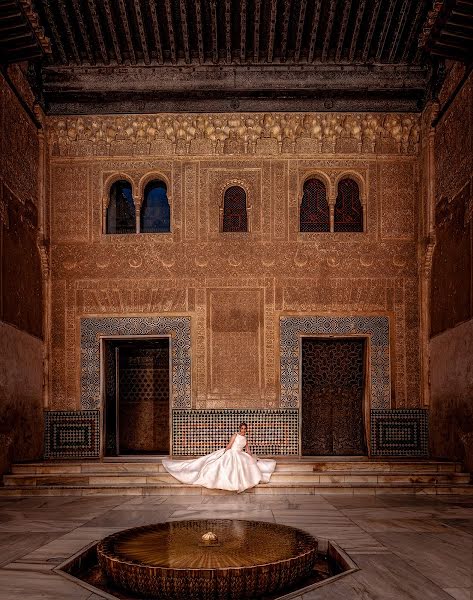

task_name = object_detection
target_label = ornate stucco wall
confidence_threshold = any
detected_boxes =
[46,112,423,419]
[0,67,44,472]
[430,67,473,468]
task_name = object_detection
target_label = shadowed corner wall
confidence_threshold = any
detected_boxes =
[429,65,473,470]
[46,109,423,442]
[0,66,44,474]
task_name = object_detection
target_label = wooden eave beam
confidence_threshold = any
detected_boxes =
[348,0,366,62]
[57,0,82,64]
[240,0,247,62]
[42,0,67,64]
[362,0,382,61]
[102,0,122,63]
[307,0,322,63]
[179,0,191,64]
[401,0,426,61]
[132,0,151,65]
[253,0,261,63]
[117,0,137,64]
[335,0,352,62]
[388,0,410,62]
[376,0,398,61]
[210,0,218,63]
[321,0,337,62]
[148,1,163,64]
[87,0,109,64]
[279,0,292,62]
[294,0,307,62]
[194,0,204,64]
[267,0,277,62]
[225,0,232,63]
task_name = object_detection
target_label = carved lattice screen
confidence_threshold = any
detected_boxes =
[300,178,330,232]
[334,178,363,232]
[222,186,248,232]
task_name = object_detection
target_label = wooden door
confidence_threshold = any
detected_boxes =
[301,338,367,456]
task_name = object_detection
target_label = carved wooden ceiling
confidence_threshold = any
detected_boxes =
[1,0,472,113]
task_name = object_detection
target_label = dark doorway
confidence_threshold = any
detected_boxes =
[104,338,170,455]
[301,337,367,456]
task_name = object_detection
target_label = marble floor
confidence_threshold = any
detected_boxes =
[0,493,472,599]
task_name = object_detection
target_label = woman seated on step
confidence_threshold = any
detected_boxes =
[162,422,276,493]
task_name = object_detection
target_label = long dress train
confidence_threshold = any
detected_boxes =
[162,434,276,493]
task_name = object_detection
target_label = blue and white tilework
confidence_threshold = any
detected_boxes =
[280,316,391,409]
[80,317,191,410]
[371,409,428,456]
[45,410,100,459]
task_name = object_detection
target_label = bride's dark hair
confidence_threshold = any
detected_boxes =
[239,422,248,429]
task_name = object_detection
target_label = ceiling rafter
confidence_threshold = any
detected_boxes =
[294,0,308,62]
[240,0,247,62]
[253,0,261,63]
[72,0,95,65]
[148,1,163,65]
[225,0,232,63]
[362,0,382,61]
[401,0,426,61]
[376,0,398,60]
[388,0,410,62]
[210,0,218,63]
[335,0,353,62]
[267,0,278,62]
[179,0,191,64]
[348,0,366,61]
[41,0,67,63]
[86,0,109,64]
[164,0,177,64]
[117,0,136,64]
[321,0,337,62]
[102,0,122,63]
[307,0,323,63]
[57,0,82,64]
[194,0,205,64]
[280,0,292,62]
[132,0,151,65]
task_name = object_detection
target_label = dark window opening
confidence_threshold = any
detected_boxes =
[222,185,248,232]
[334,178,363,232]
[141,180,171,233]
[300,178,330,232]
[106,180,135,234]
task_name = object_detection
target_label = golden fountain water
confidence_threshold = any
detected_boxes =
[97,519,318,599]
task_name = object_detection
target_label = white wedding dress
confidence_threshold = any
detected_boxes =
[162,434,276,493]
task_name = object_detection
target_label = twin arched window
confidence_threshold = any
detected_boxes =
[299,177,363,233]
[106,179,170,234]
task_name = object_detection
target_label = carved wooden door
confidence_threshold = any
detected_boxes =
[104,339,170,455]
[301,338,367,455]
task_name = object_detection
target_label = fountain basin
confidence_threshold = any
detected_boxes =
[97,520,318,599]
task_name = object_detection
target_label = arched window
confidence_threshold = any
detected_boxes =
[334,178,363,232]
[222,186,248,232]
[141,180,171,233]
[300,178,329,232]
[106,180,135,234]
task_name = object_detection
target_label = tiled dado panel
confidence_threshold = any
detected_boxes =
[43,409,428,458]
[80,317,191,410]
[45,411,100,459]
[280,315,391,409]
[371,409,428,457]
[172,409,299,456]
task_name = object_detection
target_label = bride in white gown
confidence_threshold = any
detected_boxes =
[162,423,276,493]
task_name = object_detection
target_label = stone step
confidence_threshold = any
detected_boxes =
[3,470,470,487]
[9,459,464,475]
[0,481,472,497]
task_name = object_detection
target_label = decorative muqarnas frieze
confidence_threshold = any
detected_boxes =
[371,409,428,457]
[172,409,299,456]
[280,316,391,409]
[80,316,191,410]
[48,113,420,157]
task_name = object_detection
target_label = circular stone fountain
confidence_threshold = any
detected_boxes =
[97,519,318,600]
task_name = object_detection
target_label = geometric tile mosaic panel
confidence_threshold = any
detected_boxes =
[172,409,299,456]
[80,317,191,410]
[280,316,391,409]
[44,410,100,459]
[370,409,429,457]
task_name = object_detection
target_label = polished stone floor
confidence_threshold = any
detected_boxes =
[0,493,472,599]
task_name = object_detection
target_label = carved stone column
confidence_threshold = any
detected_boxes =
[329,198,336,233]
